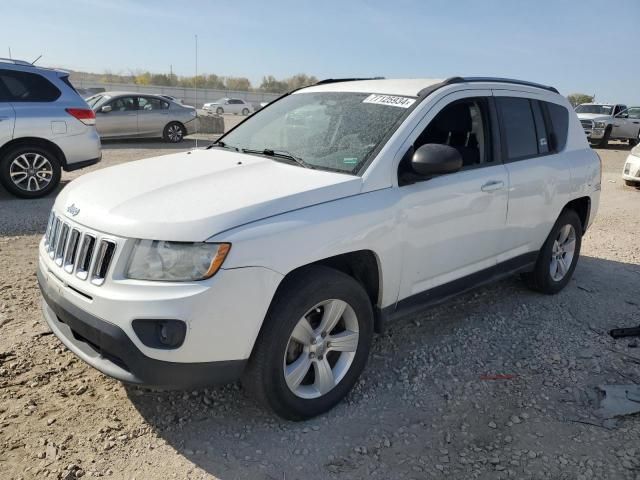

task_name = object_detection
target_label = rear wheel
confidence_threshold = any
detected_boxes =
[242,108,250,116]
[243,266,374,420]
[163,122,185,143]
[0,145,61,198]
[523,209,582,294]
[625,179,640,187]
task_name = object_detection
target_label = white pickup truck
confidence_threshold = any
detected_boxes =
[576,103,640,147]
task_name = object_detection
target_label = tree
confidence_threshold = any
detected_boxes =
[224,76,251,91]
[567,93,594,107]
[260,75,288,93]
[286,73,318,90]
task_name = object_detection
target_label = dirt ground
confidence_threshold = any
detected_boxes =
[0,138,639,480]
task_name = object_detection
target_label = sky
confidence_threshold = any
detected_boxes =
[2,0,640,103]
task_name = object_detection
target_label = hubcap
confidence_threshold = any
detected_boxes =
[550,224,576,281]
[167,125,183,142]
[9,153,53,192]
[283,299,359,399]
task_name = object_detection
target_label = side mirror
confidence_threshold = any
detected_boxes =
[411,144,463,176]
[100,105,112,113]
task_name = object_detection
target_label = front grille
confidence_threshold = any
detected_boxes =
[43,211,117,286]
[580,119,594,129]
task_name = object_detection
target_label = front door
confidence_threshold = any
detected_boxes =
[396,91,509,303]
[0,101,15,146]
[96,96,138,138]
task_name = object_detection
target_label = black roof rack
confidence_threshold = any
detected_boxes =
[315,77,385,85]
[461,77,559,93]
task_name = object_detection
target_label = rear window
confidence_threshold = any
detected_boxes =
[0,69,61,102]
[544,102,569,152]
[496,97,538,161]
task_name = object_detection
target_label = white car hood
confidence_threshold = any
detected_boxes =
[54,149,362,241]
[577,113,610,121]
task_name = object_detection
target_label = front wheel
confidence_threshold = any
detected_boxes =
[216,107,224,115]
[0,146,61,198]
[163,122,185,143]
[243,266,374,420]
[522,209,582,294]
[597,127,611,148]
[625,179,640,187]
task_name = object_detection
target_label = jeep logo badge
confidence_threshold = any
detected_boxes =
[66,204,80,217]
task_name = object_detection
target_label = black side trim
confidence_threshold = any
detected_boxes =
[63,156,101,172]
[315,77,385,85]
[37,266,246,388]
[382,252,538,322]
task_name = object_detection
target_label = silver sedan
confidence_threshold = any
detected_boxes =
[87,92,198,142]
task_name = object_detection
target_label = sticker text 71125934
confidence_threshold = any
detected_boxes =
[363,94,416,109]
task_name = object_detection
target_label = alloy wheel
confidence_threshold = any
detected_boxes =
[9,153,53,192]
[550,224,576,281]
[167,124,183,142]
[283,299,359,399]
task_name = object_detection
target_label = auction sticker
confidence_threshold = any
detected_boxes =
[363,94,415,108]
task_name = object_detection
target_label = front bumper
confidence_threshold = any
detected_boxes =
[38,266,246,388]
[623,154,640,182]
[584,128,605,140]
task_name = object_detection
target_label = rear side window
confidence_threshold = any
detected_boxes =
[544,102,569,152]
[0,69,61,102]
[496,97,538,161]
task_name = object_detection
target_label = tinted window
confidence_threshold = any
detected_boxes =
[229,99,243,104]
[531,101,549,154]
[545,102,569,152]
[109,97,137,111]
[0,69,61,102]
[138,97,169,111]
[497,97,538,161]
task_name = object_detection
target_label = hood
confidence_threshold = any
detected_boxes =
[577,113,610,121]
[54,149,362,241]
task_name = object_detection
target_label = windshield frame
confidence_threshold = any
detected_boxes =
[210,89,422,176]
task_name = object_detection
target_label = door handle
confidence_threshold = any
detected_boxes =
[481,180,505,192]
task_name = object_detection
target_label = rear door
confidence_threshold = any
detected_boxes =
[494,92,571,260]
[96,96,138,137]
[137,96,169,137]
[0,77,15,146]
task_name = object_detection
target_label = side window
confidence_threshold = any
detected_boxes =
[614,105,627,116]
[138,97,168,111]
[627,107,640,119]
[544,102,569,152]
[109,96,137,111]
[0,69,61,102]
[398,97,493,184]
[496,97,538,161]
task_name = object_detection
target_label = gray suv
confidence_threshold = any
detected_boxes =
[0,59,101,198]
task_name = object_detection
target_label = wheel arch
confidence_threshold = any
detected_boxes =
[562,196,591,233]
[0,137,67,168]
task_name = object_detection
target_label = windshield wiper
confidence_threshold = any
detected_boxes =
[207,140,238,151]
[240,148,313,169]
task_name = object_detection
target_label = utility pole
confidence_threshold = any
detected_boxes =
[8,47,11,59]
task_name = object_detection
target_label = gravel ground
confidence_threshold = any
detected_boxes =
[0,139,639,480]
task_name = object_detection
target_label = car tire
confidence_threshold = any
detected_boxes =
[522,209,582,295]
[0,145,61,199]
[163,122,185,143]
[242,108,250,116]
[597,127,611,148]
[216,107,224,115]
[625,179,639,187]
[243,265,374,420]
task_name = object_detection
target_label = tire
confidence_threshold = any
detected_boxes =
[625,179,639,187]
[163,122,185,143]
[243,265,374,420]
[522,209,582,294]
[216,107,224,115]
[596,127,611,148]
[242,108,250,116]
[0,145,61,199]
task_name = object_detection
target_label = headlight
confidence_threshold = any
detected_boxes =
[126,240,231,281]
[594,121,607,129]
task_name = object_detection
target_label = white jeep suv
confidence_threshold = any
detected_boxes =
[38,77,600,419]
